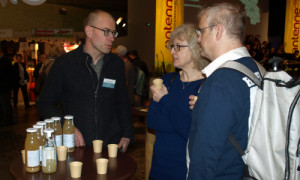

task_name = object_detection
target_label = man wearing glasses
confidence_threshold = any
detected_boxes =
[187,3,261,179]
[37,10,134,152]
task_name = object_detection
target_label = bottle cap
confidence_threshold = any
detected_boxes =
[26,128,38,133]
[33,124,43,129]
[44,128,54,133]
[44,119,54,123]
[51,117,61,121]
[37,121,46,126]
[64,115,73,120]
[44,128,54,138]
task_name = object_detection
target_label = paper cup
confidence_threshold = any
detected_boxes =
[96,158,109,174]
[152,79,163,90]
[21,150,25,164]
[93,140,103,153]
[57,146,68,161]
[107,144,118,158]
[69,161,83,178]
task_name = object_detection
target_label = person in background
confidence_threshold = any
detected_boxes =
[33,54,47,80]
[128,50,149,106]
[12,54,30,109]
[187,3,261,179]
[0,44,13,126]
[115,45,135,106]
[33,54,54,97]
[147,24,208,180]
[37,10,134,151]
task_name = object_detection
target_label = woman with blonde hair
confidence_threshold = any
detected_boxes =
[147,24,209,179]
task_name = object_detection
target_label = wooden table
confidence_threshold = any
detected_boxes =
[10,146,137,180]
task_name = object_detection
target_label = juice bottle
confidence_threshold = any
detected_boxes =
[36,121,46,148]
[25,128,40,173]
[51,117,63,146]
[63,115,75,152]
[33,125,44,166]
[37,121,46,135]
[44,119,54,129]
[42,128,57,173]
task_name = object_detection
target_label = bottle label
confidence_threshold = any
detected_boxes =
[55,135,62,146]
[63,134,74,148]
[39,146,43,162]
[42,147,56,167]
[27,150,40,167]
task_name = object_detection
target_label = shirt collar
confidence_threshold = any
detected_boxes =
[202,47,250,77]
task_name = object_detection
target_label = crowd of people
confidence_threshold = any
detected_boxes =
[244,35,300,68]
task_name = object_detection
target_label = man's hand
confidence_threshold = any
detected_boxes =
[75,127,85,147]
[151,85,168,102]
[189,95,198,110]
[118,137,130,152]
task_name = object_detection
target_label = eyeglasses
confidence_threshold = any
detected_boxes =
[169,44,189,52]
[89,25,118,38]
[196,25,216,36]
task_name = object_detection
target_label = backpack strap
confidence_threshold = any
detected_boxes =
[219,60,264,89]
[228,134,245,156]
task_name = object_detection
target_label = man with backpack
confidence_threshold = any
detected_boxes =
[187,3,261,179]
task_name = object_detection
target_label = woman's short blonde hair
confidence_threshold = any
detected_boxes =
[168,24,209,71]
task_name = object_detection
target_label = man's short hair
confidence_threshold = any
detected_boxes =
[115,45,128,56]
[198,3,246,42]
[83,10,114,28]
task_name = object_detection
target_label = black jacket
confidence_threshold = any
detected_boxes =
[0,55,13,91]
[12,62,29,87]
[37,44,134,146]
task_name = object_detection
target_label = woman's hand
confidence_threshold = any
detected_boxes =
[151,84,168,102]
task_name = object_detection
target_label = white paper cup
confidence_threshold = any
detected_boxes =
[21,150,25,164]
[96,158,109,174]
[152,79,163,90]
[93,140,103,153]
[69,161,83,178]
[107,144,118,158]
[57,146,68,161]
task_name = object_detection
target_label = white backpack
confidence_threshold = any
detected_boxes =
[221,58,300,180]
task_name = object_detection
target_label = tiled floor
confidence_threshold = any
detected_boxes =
[0,102,146,180]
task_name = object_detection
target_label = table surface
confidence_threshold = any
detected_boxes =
[10,146,137,180]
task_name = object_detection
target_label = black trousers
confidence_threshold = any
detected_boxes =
[13,84,29,108]
[0,89,13,125]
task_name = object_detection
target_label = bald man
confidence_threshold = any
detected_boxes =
[37,10,134,151]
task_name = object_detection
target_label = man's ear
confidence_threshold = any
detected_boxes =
[215,24,223,40]
[85,26,92,38]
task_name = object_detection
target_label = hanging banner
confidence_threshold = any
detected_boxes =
[154,0,184,75]
[284,0,300,54]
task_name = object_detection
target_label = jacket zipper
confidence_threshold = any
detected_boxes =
[85,56,100,139]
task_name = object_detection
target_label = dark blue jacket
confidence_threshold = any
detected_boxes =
[188,57,259,180]
[148,72,204,180]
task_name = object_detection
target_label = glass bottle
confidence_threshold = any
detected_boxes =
[33,124,44,166]
[42,128,57,173]
[44,119,54,129]
[51,117,63,146]
[63,115,75,152]
[36,121,46,149]
[25,128,40,173]
[37,121,46,136]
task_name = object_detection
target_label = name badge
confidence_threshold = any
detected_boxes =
[102,78,116,88]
